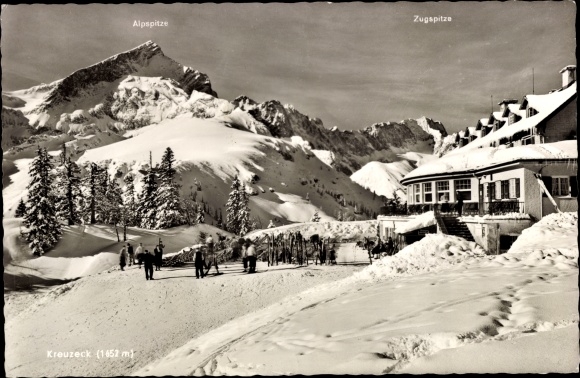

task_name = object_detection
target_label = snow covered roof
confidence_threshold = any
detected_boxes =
[559,65,576,73]
[467,126,476,134]
[503,103,525,117]
[401,140,577,183]
[478,118,489,126]
[455,83,576,151]
[394,211,436,234]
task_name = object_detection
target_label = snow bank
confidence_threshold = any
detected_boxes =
[507,212,578,258]
[395,211,436,234]
[355,234,486,281]
[5,252,119,281]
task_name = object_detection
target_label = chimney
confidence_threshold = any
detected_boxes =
[559,65,576,88]
[497,99,518,113]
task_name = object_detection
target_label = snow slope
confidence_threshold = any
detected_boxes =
[134,229,578,375]
[350,160,414,199]
[4,223,229,291]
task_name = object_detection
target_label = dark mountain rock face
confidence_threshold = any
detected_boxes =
[241,98,447,174]
[31,41,216,125]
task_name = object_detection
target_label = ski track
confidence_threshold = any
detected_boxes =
[144,265,577,376]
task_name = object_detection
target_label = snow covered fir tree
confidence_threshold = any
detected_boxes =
[22,147,62,255]
[55,156,83,226]
[155,147,185,228]
[226,175,252,236]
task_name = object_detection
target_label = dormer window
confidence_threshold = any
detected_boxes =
[527,107,538,118]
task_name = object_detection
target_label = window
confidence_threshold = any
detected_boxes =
[552,177,570,196]
[414,184,421,203]
[527,107,538,118]
[509,178,521,198]
[455,179,472,201]
[423,183,432,203]
[508,114,516,125]
[501,180,510,199]
[436,181,449,201]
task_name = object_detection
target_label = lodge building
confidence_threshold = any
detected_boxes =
[379,66,577,254]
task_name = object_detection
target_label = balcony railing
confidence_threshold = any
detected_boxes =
[406,201,525,216]
[482,201,525,215]
[408,203,479,216]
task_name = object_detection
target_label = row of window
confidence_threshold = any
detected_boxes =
[412,179,471,203]
[483,179,521,200]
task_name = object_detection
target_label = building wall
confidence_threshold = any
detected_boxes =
[523,169,542,220]
[542,97,577,143]
[464,219,534,254]
[543,197,578,216]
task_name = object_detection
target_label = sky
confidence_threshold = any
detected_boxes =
[1,3,576,133]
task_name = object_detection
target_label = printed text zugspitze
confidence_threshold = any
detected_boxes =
[414,15,452,24]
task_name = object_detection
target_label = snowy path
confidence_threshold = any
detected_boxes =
[4,261,362,377]
[135,260,578,375]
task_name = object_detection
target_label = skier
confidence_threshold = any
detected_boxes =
[246,238,257,273]
[136,242,144,268]
[127,243,134,266]
[205,235,220,275]
[119,244,128,271]
[194,246,205,279]
[143,249,154,280]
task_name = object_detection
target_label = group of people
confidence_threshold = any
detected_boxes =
[192,236,257,278]
[370,236,396,259]
[119,240,165,280]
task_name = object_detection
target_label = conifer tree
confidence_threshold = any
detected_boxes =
[55,157,83,225]
[24,147,62,255]
[122,174,137,226]
[155,147,184,228]
[226,176,243,234]
[82,163,104,224]
[238,185,252,236]
[102,176,123,227]
[137,166,159,229]
[15,198,27,218]
[195,204,205,224]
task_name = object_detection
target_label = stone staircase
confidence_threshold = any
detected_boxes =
[437,215,475,242]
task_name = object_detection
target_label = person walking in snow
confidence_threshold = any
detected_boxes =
[143,249,155,280]
[329,244,336,265]
[245,238,257,274]
[241,241,248,272]
[154,240,164,271]
[194,246,205,279]
[119,244,128,271]
[127,243,134,267]
[136,242,144,268]
[386,237,394,256]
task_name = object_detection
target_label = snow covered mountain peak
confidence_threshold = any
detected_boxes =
[6,41,217,129]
